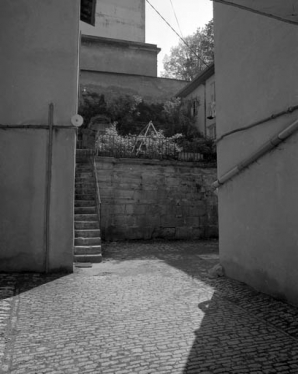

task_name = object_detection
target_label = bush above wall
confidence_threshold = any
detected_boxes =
[78,91,216,160]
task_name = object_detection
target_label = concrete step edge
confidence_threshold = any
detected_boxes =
[75,239,101,245]
[74,254,102,263]
[75,230,101,238]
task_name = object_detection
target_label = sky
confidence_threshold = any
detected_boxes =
[145,0,213,76]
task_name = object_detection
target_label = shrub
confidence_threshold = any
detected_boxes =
[95,123,183,159]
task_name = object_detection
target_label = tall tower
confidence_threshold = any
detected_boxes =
[79,0,187,103]
[80,0,145,43]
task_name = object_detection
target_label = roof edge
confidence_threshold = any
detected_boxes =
[81,34,161,53]
[176,63,215,98]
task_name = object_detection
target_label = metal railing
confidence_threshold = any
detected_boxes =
[92,157,101,227]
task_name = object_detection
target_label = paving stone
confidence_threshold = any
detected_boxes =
[1,241,298,373]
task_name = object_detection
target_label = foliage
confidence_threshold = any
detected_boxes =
[79,91,194,136]
[79,91,216,161]
[162,97,198,138]
[95,123,135,156]
[95,123,183,159]
[78,92,107,128]
[161,19,214,81]
[178,137,216,160]
[105,95,142,134]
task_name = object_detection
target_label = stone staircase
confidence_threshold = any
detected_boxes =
[74,159,102,263]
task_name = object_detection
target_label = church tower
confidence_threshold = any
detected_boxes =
[79,0,187,103]
[80,0,145,43]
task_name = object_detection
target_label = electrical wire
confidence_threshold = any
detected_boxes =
[169,0,184,38]
[146,0,209,68]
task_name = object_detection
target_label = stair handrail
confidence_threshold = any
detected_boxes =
[92,156,101,226]
[212,118,298,189]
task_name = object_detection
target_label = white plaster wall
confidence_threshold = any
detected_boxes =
[183,74,216,136]
[0,0,80,126]
[0,0,80,272]
[205,75,216,137]
[214,3,298,304]
[80,38,159,76]
[184,85,205,135]
[80,0,145,43]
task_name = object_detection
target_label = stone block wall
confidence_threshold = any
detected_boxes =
[80,71,187,104]
[96,157,218,241]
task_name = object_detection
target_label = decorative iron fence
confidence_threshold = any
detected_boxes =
[77,133,216,162]
[94,135,215,162]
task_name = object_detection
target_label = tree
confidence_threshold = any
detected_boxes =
[78,91,107,128]
[161,19,214,81]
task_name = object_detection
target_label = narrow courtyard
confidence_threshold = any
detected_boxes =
[1,241,298,374]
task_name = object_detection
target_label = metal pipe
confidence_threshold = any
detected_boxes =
[212,118,298,189]
[0,124,75,130]
[216,104,298,144]
[45,103,54,273]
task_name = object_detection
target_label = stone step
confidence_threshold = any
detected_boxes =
[75,186,96,194]
[75,213,98,221]
[75,206,96,214]
[75,193,95,201]
[75,170,93,175]
[75,173,93,178]
[74,253,102,263]
[75,229,101,238]
[75,175,94,184]
[76,156,93,161]
[74,245,101,254]
[76,160,93,165]
[75,237,101,246]
[75,200,95,207]
[75,181,94,186]
[75,221,100,230]
[76,165,93,170]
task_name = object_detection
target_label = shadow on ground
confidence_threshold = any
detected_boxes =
[0,273,68,301]
[103,240,298,374]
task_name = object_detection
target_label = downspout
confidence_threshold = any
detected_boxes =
[45,103,54,273]
[212,118,298,189]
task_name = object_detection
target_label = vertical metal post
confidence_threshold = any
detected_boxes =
[45,103,54,273]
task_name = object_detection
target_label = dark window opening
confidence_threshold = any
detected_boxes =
[80,0,97,26]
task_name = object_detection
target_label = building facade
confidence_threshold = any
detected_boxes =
[80,0,145,43]
[79,0,187,104]
[0,0,81,272]
[176,64,216,138]
[214,1,298,305]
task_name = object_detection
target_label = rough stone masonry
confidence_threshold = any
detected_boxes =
[95,157,218,241]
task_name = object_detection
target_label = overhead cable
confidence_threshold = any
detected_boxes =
[146,0,209,68]
[169,0,184,38]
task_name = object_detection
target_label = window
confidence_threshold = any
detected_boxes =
[191,98,199,117]
[80,0,97,26]
[192,100,198,117]
[210,82,216,102]
[207,101,216,119]
[208,124,216,140]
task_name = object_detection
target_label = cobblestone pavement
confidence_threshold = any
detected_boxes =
[1,241,298,373]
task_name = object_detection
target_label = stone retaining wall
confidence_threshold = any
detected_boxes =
[96,157,218,240]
